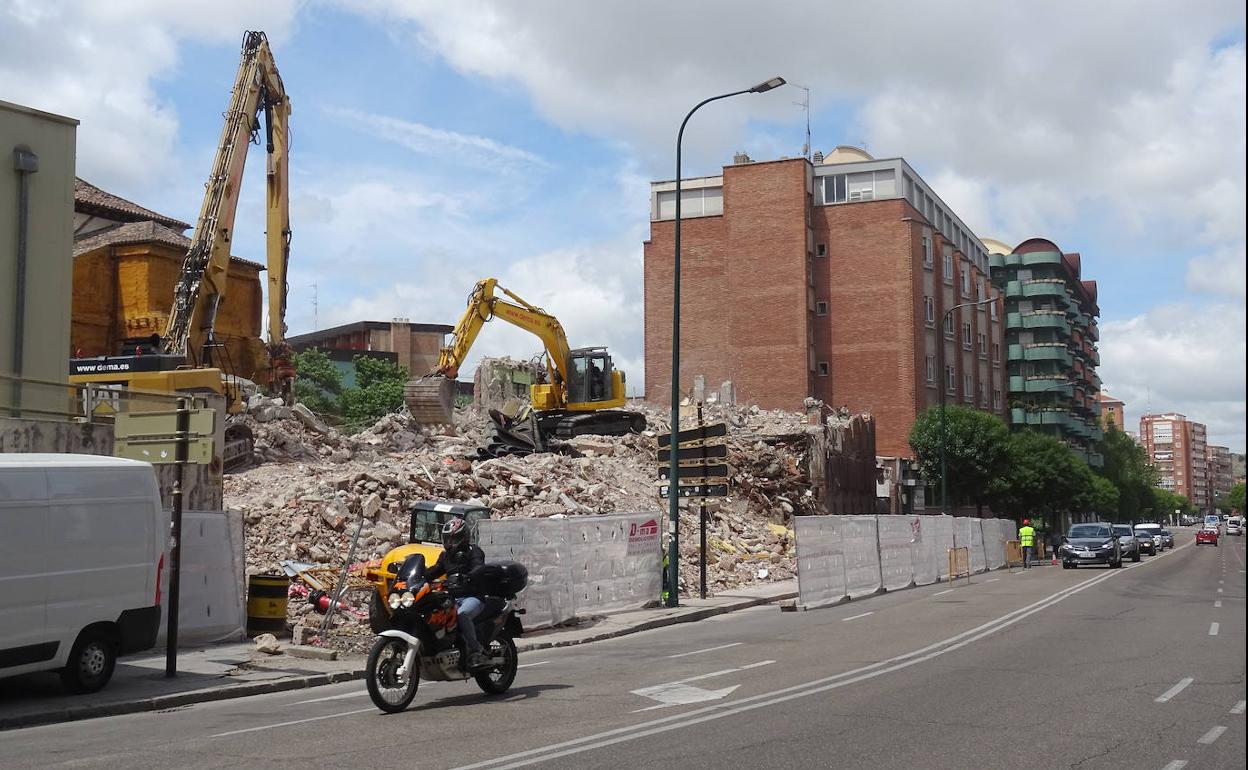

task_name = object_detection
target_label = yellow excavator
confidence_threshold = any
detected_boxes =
[69,31,293,468]
[405,278,645,453]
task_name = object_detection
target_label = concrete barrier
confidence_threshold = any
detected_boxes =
[477,512,662,630]
[877,516,916,591]
[794,516,848,610]
[841,516,882,599]
[157,509,246,646]
[923,516,956,582]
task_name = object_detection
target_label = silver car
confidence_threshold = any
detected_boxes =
[1134,523,1164,553]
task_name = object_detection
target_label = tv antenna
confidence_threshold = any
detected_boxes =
[792,84,811,161]
[311,282,318,331]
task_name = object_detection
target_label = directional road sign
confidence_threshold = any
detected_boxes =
[656,444,728,462]
[657,422,727,448]
[659,483,728,499]
[114,408,215,439]
[658,463,729,480]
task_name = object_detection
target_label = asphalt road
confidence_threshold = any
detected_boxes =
[1,529,1242,770]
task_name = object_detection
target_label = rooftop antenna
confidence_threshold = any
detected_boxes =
[793,85,811,161]
[311,282,318,331]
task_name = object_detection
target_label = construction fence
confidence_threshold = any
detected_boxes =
[795,515,1018,610]
[477,511,663,630]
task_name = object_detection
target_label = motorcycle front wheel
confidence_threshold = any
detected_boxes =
[474,634,518,695]
[366,636,419,713]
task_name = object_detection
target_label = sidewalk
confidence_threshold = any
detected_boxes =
[0,579,797,731]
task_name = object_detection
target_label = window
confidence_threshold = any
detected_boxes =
[816,243,827,257]
[924,296,935,325]
[964,374,974,402]
[979,382,987,405]
[990,301,998,320]
[978,333,988,356]
[962,322,972,349]
[943,254,954,282]
[655,186,724,220]
[816,301,829,316]
[922,236,933,267]
[823,174,847,204]
[961,267,971,297]
[926,355,936,384]
[992,343,1001,364]
[944,314,954,337]
[976,279,985,303]
[993,389,1002,410]
[946,365,956,393]
[818,362,829,376]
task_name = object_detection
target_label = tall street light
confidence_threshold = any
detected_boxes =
[667,75,785,608]
[938,295,998,515]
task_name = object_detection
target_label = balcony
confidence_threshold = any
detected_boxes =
[1022,343,1073,365]
[1007,310,1071,335]
[1004,280,1023,299]
[1021,278,1067,299]
[1024,376,1073,395]
[1087,451,1104,468]
[1020,250,1063,267]
[1087,322,1099,341]
[1022,409,1074,428]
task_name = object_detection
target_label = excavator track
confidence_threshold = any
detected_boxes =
[552,410,647,439]
[404,376,457,425]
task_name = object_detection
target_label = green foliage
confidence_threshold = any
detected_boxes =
[339,355,408,431]
[1150,488,1193,518]
[1094,424,1157,522]
[989,430,1094,520]
[1219,482,1245,512]
[909,405,1010,510]
[1082,474,1120,516]
[292,348,342,416]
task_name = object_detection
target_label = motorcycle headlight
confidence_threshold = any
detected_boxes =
[400,591,416,609]
[388,592,402,610]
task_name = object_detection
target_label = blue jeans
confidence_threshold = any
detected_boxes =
[1023,545,1034,567]
[456,597,484,653]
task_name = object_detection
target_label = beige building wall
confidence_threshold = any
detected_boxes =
[1,101,78,388]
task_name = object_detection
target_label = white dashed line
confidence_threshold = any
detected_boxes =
[985,578,999,583]
[1209,622,1220,636]
[1155,678,1193,703]
[1197,725,1226,745]
[1230,700,1246,715]
[517,661,550,669]
[1214,600,1222,608]
[1161,760,1188,770]
[932,589,955,597]
[667,643,743,659]
[211,707,375,737]
[841,612,874,622]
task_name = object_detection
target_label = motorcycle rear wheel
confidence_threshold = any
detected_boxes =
[474,635,518,695]
[366,636,419,713]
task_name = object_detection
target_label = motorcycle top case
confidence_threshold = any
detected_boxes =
[470,561,528,597]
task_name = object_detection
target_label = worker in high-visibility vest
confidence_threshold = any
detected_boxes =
[1019,518,1037,569]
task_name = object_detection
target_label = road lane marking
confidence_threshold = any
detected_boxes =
[680,660,775,684]
[1215,600,1222,608]
[1209,623,1219,636]
[667,643,742,659]
[985,578,999,583]
[1230,700,1245,715]
[450,560,1154,770]
[630,661,775,712]
[210,707,375,737]
[1155,678,1194,703]
[295,690,368,705]
[1161,761,1188,770]
[841,612,874,622]
[517,661,549,669]
[932,589,955,597]
[1217,588,1223,593]
[1196,726,1226,745]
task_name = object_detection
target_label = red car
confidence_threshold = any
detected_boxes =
[1196,528,1219,546]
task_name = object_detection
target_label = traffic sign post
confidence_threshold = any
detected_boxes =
[657,406,728,601]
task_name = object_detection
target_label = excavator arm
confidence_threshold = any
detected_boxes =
[164,30,292,395]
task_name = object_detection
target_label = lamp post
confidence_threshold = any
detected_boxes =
[938,296,999,515]
[667,76,785,608]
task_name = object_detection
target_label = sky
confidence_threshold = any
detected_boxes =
[2,0,1245,451]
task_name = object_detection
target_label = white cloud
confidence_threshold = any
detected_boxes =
[1186,246,1247,298]
[0,0,299,194]
[326,107,550,169]
[1099,303,1246,451]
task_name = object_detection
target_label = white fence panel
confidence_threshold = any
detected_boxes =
[876,516,916,591]
[841,516,883,599]
[795,516,848,610]
[922,515,956,581]
[158,510,245,646]
[968,518,987,573]
[982,519,1005,570]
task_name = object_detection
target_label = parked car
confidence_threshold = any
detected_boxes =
[1159,529,1175,549]
[1227,516,1244,536]
[1134,523,1164,553]
[1204,514,1222,531]
[1196,527,1219,546]
[1113,524,1144,561]
[1061,523,1124,569]
[0,454,165,693]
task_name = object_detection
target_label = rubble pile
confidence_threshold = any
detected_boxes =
[227,396,826,627]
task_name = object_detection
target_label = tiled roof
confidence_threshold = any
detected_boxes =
[73,221,264,270]
[74,178,192,231]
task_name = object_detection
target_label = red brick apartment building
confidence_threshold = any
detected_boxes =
[1140,413,1212,513]
[643,146,1005,461]
[1098,392,1125,433]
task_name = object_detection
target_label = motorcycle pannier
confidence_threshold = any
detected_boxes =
[471,561,529,597]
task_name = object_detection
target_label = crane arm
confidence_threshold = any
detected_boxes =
[435,278,572,385]
[164,30,290,366]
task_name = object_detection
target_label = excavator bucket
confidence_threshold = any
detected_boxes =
[404,375,457,425]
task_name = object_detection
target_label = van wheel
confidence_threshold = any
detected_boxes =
[60,627,117,694]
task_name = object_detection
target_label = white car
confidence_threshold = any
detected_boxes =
[1134,523,1166,552]
[1,454,165,693]
[1228,517,1244,536]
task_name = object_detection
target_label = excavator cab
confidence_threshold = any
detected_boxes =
[566,347,614,405]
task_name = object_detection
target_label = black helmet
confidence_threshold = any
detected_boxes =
[441,517,470,552]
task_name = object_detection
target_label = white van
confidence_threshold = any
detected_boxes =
[1,454,165,693]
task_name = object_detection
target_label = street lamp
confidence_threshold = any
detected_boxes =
[938,296,998,515]
[667,76,785,607]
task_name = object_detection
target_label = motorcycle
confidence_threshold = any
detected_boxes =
[365,553,528,713]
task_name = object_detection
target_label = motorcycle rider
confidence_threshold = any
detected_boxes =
[427,517,489,672]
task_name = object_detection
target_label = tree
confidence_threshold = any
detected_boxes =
[909,405,1010,513]
[988,429,1096,525]
[1081,475,1120,518]
[1218,482,1245,513]
[1095,424,1156,522]
[1146,488,1192,521]
[339,355,408,431]
[292,348,341,416]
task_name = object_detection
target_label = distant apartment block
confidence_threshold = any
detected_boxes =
[985,238,1103,466]
[1206,444,1233,503]
[1140,413,1212,513]
[1097,392,1125,433]
[643,145,1005,464]
[287,319,452,384]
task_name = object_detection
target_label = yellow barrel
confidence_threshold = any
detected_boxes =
[246,573,289,636]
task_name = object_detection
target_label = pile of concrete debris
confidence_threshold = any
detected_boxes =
[226,396,833,634]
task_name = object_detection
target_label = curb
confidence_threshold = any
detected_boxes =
[2,588,796,731]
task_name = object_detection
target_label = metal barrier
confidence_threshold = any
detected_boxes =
[947,546,972,584]
[1005,539,1024,571]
